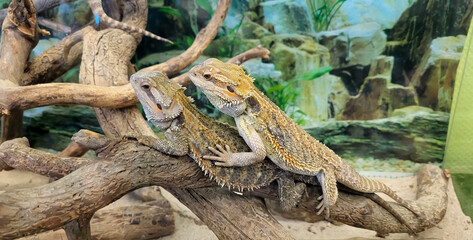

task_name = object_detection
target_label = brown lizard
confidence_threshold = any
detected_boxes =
[188,58,431,227]
[129,71,418,234]
[89,0,172,43]
[129,71,306,210]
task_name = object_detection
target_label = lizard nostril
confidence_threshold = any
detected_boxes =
[142,84,150,90]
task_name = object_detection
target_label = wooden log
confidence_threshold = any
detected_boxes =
[0,46,270,114]
[0,134,448,238]
[0,0,44,142]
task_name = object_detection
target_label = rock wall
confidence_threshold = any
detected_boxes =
[307,106,448,163]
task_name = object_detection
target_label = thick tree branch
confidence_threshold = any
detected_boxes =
[0,135,447,238]
[0,0,46,142]
[0,137,91,179]
[0,46,269,114]
[21,26,92,86]
[0,137,213,239]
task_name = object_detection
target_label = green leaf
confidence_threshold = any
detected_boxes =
[266,84,287,94]
[196,0,214,15]
[157,7,182,17]
[295,66,333,81]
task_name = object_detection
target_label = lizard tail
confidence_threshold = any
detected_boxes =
[89,0,173,43]
[338,168,423,217]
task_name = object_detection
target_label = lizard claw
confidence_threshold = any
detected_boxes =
[204,144,234,166]
[316,196,330,219]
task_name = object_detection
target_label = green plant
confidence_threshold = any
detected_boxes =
[254,66,333,125]
[216,20,246,57]
[306,0,346,31]
[168,35,194,50]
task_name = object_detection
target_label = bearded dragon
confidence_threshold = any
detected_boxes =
[129,71,418,234]
[89,0,172,43]
[129,71,306,210]
[188,58,431,226]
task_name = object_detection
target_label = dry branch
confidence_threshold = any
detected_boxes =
[0,46,270,113]
[0,0,448,238]
[0,137,91,179]
[0,135,447,238]
[21,26,93,86]
[0,0,45,142]
[0,135,211,239]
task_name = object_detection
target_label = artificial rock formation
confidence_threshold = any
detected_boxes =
[410,35,465,112]
[307,106,448,162]
[341,55,418,120]
[318,22,387,69]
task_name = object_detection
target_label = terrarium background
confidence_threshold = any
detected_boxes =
[3,0,471,217]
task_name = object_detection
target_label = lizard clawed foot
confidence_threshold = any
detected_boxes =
[316,195,330,219]
[204,144,234,167]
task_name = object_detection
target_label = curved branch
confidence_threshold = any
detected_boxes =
[0,46,269,113]
[0,136,214,239]
[0,138,92,179]
[0,83,137,111]
[21,26,93,86]
[172,45,271,86]
[0,136,448,238]
[140,0,231,75]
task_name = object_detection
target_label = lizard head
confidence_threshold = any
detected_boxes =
[130,71,184,130]
[188,58,255,117]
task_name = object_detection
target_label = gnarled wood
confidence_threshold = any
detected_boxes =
[0,0,42,142]
[0,136,448,238]
[0,46,270,114]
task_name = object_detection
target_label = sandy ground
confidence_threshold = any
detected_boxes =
[1,169,472,240]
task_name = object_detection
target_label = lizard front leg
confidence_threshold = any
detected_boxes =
[124,133,188,156]
[316,169,338,219]
[204,119,266,167]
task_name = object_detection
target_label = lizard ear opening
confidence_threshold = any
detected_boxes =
[141,84,150,90]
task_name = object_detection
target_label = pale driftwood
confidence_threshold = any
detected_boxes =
[0,0,43,142]
[59,141,91,157]
[0,135,447,238]
[37,17,71,34]
[0,137,91,179]
[21,26,92,86]
[169,188,296,240]
[0,46,270,114]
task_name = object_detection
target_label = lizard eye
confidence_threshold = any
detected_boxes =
[156,103,162,110]
[227,86,235,93]
[141,84,150,90]
[203,73,211,80]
